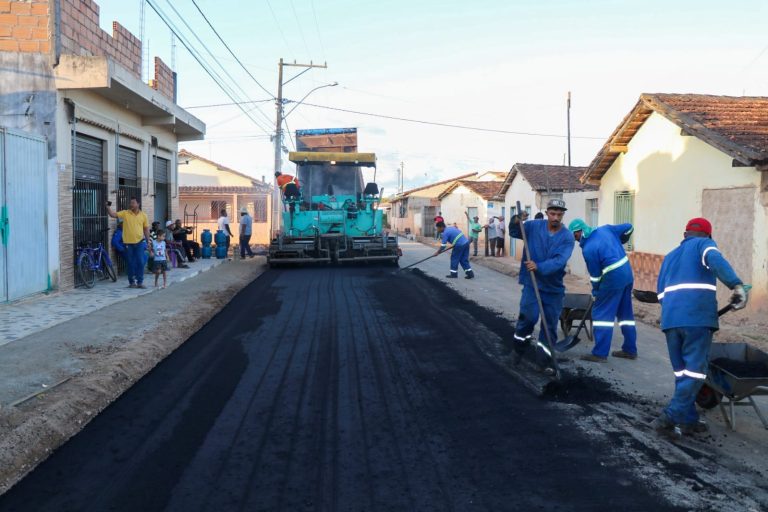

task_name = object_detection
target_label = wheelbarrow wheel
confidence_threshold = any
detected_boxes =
[695,384,722,410]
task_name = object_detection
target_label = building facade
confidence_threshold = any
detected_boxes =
[0,0,204,299]
[178,150,271,246]
[582,93,768,315]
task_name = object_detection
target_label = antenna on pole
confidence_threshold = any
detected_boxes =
[139,0,146,81]
[171,32,177,71]
[567,91,572,166]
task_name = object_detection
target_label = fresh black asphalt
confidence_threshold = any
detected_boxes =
[0,266,683,511]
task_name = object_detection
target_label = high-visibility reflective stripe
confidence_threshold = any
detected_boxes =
[673,369,707,379]
[450,270,458,273]
[452,232,464,244]
[593,321,616,328]
[657,283,717,300]
[602,256,628,275]
[624,227,634,236]
[590,256,629,282]
[702,247,720,269]
[536,341,552,357]
[465,268,473,272]
[619,320,636,327]
[514,334,528,341]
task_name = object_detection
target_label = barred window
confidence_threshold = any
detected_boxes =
[211,200,229,220]
[253,197,268,222]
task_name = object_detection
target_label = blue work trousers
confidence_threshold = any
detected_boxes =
[449,243,471,275]
[514,286,562,348]
[124,241,146,285]
[591,283,637,357]
[663,327,713,425]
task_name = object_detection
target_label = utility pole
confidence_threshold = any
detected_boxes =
[566,91,572,167]
[272,58,328,238]
[399,161,404,194]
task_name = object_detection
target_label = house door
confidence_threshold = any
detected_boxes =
[702,187,755,306]
[73,133,108,287]
[1,128,48,301]
[423,206,436,237]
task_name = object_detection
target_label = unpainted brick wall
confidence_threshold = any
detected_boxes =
[152,56,174,101]
[628,251,663,292]
[58,0,141,77]
[0,1,51,53]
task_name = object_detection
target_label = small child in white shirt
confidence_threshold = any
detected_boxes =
[152,231,170,288]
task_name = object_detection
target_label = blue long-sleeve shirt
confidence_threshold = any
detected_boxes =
[511,219,574,293]
[579,224,634,292]
[440,226,469,247]
[657,236,742,330]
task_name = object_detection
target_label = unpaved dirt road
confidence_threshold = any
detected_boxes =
[0,267,688,511]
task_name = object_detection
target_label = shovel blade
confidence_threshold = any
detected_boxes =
[553,335,580,353]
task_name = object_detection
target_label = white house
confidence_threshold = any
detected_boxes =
[581,93,768,316]
[389,172,476,239]
[438,177,506,238]
[496,163,598,278]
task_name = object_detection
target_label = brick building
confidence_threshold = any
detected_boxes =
[0,0,205,300]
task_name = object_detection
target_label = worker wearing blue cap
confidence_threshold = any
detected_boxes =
[434,221,474,279]
[568,218,637,363]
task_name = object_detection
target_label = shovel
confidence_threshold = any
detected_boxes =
[392,246,453,274]
[553,297,594,352]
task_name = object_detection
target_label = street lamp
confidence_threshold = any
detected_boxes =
[283,82,339,119]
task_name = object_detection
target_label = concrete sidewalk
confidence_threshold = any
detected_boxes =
[397,238,768,477]
[0,258,226,346]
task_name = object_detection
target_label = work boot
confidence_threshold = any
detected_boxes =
[580,354,607,363]
[446,273,458,279]
[680,419,709,434]
[611,350,638,360]
[464,270,475,279]
[651,413,682,438]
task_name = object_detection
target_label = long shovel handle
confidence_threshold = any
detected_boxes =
[397,245,453,271]
[516,201,560,379]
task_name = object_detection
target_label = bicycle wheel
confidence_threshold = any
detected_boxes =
[77,252,96,288]
[101,252,117,282]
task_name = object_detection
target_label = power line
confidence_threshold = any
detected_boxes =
[265,0,293,56]
[289,0,312,58]
[310,0,326,62]
[293,101,607,140]
[145,0,273,136]
[184,99,273,109]
[161,0,274,128]
[189,0,275,99]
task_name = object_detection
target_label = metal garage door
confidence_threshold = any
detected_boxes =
[0,128,48,301]
[117,145,140,210]
[154,156,170,224]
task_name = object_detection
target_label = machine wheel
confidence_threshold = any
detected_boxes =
[695,384,722,410]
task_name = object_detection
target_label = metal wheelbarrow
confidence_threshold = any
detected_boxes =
[695,342,768,431]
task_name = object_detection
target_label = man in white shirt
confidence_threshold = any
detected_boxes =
[217,208,233,255]
[485,216,498,257]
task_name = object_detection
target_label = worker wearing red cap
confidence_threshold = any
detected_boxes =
[652,217,748,436]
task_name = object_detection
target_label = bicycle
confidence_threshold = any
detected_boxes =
[76,237,117,289]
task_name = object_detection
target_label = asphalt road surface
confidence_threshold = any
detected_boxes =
[0,267,682,512]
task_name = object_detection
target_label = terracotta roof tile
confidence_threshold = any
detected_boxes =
[584,93,768,182]
[454,179,504,200]
[179,185,271,195]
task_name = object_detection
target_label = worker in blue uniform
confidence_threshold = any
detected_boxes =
[433,221,474,279]
[652,217,748,436]
[568,219,637,363]
[509,199,574,364]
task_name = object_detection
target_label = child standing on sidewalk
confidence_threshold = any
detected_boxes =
[152,231,170,289]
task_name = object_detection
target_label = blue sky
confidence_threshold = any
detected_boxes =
[99,0,768,191]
